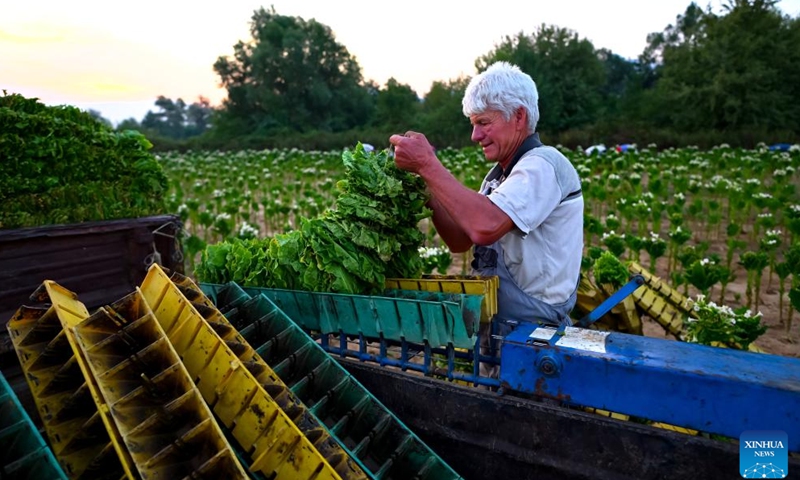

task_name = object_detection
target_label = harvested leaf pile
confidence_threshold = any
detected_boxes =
[196,144,431,294]
[0,92,167,229]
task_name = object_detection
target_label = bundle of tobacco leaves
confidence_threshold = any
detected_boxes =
[195,143,431,294]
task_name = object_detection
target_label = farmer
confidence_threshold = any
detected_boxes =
[389,61,583,375]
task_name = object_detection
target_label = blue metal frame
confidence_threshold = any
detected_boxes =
[317,331,502,389]
[499,322,800,452]
[575,274,644,327]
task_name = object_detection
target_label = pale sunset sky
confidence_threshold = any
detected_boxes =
[3,0,799,124]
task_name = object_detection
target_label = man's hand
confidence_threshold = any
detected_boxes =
[389,131,437,175]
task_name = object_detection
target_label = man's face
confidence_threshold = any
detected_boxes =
[469,108,525,166]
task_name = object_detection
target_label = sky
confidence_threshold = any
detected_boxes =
[3,0,800,125]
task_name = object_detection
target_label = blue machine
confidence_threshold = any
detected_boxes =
[203,276,800,454]
[497,275,800,452]
[500,322,800,452]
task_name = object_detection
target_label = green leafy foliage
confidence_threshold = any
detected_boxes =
[0,92,167,228]
[685,295,767,350]
[477,24,606,132]
[419,246,453,275]
[593,250,629,288]
[195,144,431,294]
[212,7,373,136]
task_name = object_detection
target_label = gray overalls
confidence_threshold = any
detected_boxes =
[472,133,581,369]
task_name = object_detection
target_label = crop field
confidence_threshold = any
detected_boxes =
[159,143,800,356]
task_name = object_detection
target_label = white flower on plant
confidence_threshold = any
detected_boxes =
[418,246,447,258]
[601,231,624,240]
[215,213,231,221]
[238,222,259,238]
[213,189,224,198]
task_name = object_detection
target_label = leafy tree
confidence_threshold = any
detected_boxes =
[476,24,605,133]
[641,0,800,132]
[117,117,142,131]
[87,109,113,128]
[419,76,472,148]
[186,96,213,136]
[596,49,641,119]
[140,96,213,139]
[213,6,373,136]
[142,96,186,137]
[374,78,419,131]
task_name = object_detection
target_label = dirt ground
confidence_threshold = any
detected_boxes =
[641,253,800,358]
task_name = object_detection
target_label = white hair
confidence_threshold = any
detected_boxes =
[462,61,540,134]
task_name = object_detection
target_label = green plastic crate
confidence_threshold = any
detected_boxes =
[0,370,67,479]
[215,286,482,349]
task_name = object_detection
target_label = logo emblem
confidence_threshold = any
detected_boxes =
[740,430,788,478]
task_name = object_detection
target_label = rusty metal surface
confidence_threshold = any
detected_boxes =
[0,215,183,341]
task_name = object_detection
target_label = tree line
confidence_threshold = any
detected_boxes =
[117,0,800,151]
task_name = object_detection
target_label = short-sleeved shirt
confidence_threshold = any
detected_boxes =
[480,146,584,304]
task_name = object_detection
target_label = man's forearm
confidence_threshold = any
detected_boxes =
[428,196,473,253]
[418,161,512,246]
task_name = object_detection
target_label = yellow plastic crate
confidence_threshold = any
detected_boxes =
[6,281,135,480]
[385,274,499,323]
[72,289,249,480]
[140,264,357,480]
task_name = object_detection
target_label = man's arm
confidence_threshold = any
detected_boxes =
[426,195,472,252]
[390,133,515,248]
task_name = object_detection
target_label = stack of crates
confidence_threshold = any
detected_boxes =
[5,264,468,479]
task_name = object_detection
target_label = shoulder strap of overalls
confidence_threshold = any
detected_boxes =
[502,133,543,178]
[504,132,582,204]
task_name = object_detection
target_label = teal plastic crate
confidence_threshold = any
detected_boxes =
[0,370,67,479]
[200,284,481,349]
[200,282,464,480]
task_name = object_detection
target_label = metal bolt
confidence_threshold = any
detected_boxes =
[540,357,558,375]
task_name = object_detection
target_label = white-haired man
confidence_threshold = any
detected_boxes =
[389,62,583,376]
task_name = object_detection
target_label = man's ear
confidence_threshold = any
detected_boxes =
[516,107,528,129]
